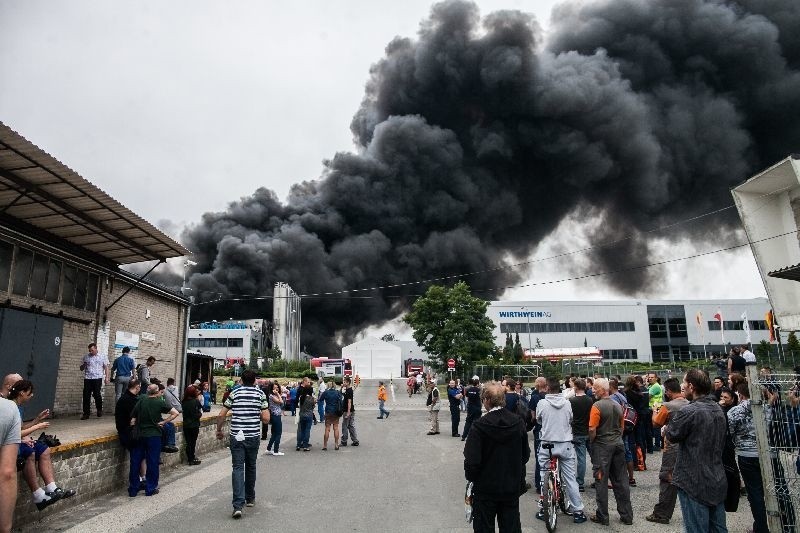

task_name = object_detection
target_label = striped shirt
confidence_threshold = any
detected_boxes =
[224,385,267,438]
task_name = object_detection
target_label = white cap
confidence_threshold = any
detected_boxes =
[472,375,480,381]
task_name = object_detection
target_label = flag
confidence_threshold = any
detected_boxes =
[696,311,705,345]
[766,310,775,342]
[714,309,725,344]
[696,311,703,327]
[741,311,751,344]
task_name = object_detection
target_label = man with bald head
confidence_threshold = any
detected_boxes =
[0,374,22,399]
[464,382,530,532]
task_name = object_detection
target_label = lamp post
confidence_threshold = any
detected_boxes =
[522,306,532,353]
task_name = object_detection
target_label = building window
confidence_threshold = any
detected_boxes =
[61,265,77,307]
[707,320,766,331]
[28,253,50,300]
[228,338,243,348]
[499,322,635,334]
[11,247,34,296]
[600,349,638,360]
[44,260,62,303]
[0,240,14,293]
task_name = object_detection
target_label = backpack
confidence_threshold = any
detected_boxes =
[621,402,638,434]
[426,389,433,406]
[136,364,145,383]
[335,391,345,417]
[515,399,535,432]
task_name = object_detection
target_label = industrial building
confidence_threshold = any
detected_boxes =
[488,298,772,363]
[0,122,190,415]
[187,321,253,367]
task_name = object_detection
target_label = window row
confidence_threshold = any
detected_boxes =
[188,338,245,348]
[600,349,638,360]
[0,240,99,312]
[707,320,768,331]
[500,322,635,334]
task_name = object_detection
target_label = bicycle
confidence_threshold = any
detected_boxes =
[539,442,569,532]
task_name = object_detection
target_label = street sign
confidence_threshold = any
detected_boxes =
[447,358,455,370]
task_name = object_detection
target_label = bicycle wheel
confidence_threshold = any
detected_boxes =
[557,470,569,514]
[543,471,558,533]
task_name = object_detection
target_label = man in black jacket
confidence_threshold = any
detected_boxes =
[115,379,145,493]
[464,381,530,532]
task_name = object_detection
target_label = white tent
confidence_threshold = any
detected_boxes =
[342,337,402,379]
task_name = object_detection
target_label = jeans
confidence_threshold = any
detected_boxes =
[161,421,176,448]
[738,456,768,533]
[184,427,199,461]
[230,435,260,509]
[532,431,541,489]
[298,414,313,448]
[450,406,460,436]
[267,415,282,453]
[538,441,584,512]
[462,407,481,440]
[317,400,325,421]
[341,413,358,444]
[290,399,296,416]
[677,489,728,533]
[129,435,161,495]
[572,435,589,489]
[114,377,130,402]
[82,378,103,415]
[378,400,390,417]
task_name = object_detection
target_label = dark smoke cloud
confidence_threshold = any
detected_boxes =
[180,0,800,353]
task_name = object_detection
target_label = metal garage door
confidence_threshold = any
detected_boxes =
[0,308,64,417]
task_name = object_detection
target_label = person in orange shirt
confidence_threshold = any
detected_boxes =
[588,378,633,526]
[646,378,689,525]
[377,381,390,419]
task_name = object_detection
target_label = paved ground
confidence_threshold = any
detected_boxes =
[20,380,757,532]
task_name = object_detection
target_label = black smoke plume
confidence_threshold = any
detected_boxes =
[181,0,800,353]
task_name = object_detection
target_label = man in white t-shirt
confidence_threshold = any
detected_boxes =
[740,345,756,365]
[1,396,21,533]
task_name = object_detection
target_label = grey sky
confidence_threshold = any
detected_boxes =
[0,0,768,303]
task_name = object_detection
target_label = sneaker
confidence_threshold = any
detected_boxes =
[629,478,637,487]
[162,446,179,453]
[385,412,390,418]
[351,442,359,446]
[232,509,242,519]
[303,447,310,451]
[46,487,76,499]
[188,459,202,465]
[145,488,159,496]
[340,442,348,447]
[535,510,545,521]
[265,450,273,455]
[273,452,285,456]
[296,447,301,451]
[376,416,383,419]
[426,431,436,435]
[645,514,669,524]
[246,500,255,507]
[573,511,587,524]
[578,485,585,492]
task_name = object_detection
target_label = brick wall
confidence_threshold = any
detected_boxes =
[13,414,229,527]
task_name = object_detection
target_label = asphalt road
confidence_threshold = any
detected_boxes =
[22,381,756,532]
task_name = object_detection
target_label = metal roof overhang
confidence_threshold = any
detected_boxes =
[0,121,191,264]
[768,264,800,282]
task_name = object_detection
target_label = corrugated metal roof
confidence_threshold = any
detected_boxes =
[0,121,191,264]
[768,264,800,282]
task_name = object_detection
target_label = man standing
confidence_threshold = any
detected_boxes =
[529,376,547,492]
[116,379,146,494]
[377,381,390,419]
[740,344,756,366]
[569,378,593,493]
[340,376,359,447]
[426,383,441,435]
[112,346,136,401]
[666,369,728,533]
[447,380,463,437]
[712,376,725,402]
[80,342,109,419]
[536,377,587,523]
[588,378,633,526]
[136,356,156,393]
[162,378,182,454]
[216,370,269,519]
[461,376,482,441]
[727,383,768,533]
[464,382,530,532]
[0,395,20,533]
[647,373,663,451]
[646,377,689,525]
[129,384,179,496]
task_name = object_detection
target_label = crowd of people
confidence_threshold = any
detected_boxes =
[461,354,798,533]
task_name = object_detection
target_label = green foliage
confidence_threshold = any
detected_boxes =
[513,333,524,364]
[787,331,800,357]
[755,339,772,361]
[249,349,260,371]
[403,281,496,372]
[502,333,513,361]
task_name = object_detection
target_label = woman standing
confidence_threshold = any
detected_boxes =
[201,382,211,413]
[321,381,342,450]
[624,376,647,478]
[182,385,203,465]
[266,383,285,456]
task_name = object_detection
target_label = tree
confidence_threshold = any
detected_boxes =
[380,333,397,342]
[502,333,514,361]
[249,349,260,371]
[403,281,496,372]
[513,333,524,364]
[755,339,772,361]
[787,331,800,358]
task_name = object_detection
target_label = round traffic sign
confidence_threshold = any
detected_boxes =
[447,358,456,369]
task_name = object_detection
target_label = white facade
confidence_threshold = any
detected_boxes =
[342,337,402,379]
[272,282,302,361]
[388,340,430,362]
[187,324,252,365]
[733,156,800,331]
[488,299,772,363]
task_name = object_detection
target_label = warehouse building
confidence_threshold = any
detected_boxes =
[488,298,771,363]
[0,122,190,416]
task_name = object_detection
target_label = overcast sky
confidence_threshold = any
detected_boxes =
[0,0,768,306]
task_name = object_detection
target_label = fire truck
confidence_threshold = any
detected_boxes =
[309,357,353,378]
[404,358,425,377]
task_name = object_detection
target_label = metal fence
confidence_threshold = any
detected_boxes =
[747,366,800,532]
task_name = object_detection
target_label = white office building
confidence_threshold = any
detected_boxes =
[488,298,772,363]
[188,322,252,367]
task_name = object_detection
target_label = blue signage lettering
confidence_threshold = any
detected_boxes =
[498,311,552,318]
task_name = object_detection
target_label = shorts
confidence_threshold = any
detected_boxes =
[18,440,48,460]
[324,414,340,426]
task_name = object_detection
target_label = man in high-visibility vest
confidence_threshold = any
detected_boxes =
[377,382,390,419]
